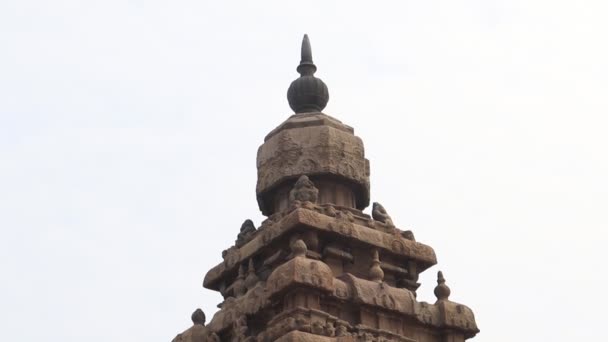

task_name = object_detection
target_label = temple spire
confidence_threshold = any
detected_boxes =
[434,271,451,301]
[287,34,329,113]
[297,34,316,76]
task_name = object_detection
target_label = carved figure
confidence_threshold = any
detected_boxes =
[236,219,256,247]
[191,308,206,325]
[289,175,319,204]
[372,202,394,226]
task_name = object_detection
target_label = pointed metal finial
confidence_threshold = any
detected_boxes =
[287,34,329,113]
[297,34,317,76]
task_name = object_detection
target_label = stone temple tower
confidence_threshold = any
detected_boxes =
[172,35,479,342]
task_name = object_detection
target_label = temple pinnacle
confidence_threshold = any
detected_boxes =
[369,249,385,283]
[297,34,316,76]
[287,34,329,113]
[434,271,451,301]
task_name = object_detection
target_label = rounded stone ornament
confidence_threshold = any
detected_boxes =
[287,34,329,113]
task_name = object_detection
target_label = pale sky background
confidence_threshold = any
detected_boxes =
[1,1,607,341]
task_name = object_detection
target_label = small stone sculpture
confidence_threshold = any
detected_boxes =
[289,175,319,204]
[372,202,394,226]
[172,308,219,342]
[236,219,256,247]
[434,271,451,302]
[290,237,308,258]
[369,249,384,283]
[191,308,206,326]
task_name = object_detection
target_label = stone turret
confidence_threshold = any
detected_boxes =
[173,35,479,342]
[257,35,370,215]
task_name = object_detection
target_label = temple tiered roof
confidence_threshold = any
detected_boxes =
[172,35,479,342]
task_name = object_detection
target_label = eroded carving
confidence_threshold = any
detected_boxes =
[235,219,256,248]
[289,175,319,204]
[401,230,415,241]
[372,202,394,227]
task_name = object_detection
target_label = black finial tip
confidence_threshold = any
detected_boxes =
[297,34,316,75]
[301,34,312,63]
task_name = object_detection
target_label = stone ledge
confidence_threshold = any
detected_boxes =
[275,330,352,342]
[203,208,437,290]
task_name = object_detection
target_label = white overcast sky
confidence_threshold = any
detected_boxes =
[1,1,607,341]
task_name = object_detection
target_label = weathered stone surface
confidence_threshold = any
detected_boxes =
[266,254,334,295]
[274,330,346,342]
[256,112,370,215]
[203,207,437,291]
[342,274,417,315]
[437,300,479,337]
